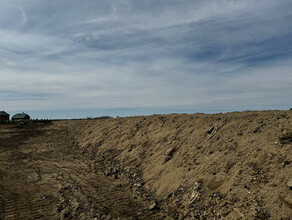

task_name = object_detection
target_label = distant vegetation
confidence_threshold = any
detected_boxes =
[0,119,53,125]
[86,116,112,120]
[0,117,113,125]
[54,116,113,121]
[0,120,13,125]
[31,119,53,124]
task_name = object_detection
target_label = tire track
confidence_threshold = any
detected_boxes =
[56,167,155,219]
[0,187,57,220]
[0,123,163,219]
[73,174,148,219]
[0,125,58,220]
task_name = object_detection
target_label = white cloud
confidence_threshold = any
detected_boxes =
[0,0,292,113]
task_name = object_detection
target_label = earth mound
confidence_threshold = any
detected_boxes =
[1,110,292,219]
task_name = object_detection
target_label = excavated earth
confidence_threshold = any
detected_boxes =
[1,110,292,219]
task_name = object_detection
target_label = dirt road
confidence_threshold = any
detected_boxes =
[0,123,160,220]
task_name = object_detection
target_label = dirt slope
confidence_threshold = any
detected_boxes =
[64,110,292,219]
[1,110,292,219]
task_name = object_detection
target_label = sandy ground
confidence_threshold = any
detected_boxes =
[1,110,292,219]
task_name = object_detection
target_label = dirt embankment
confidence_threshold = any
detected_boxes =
[1,110,292,219]
[64,110,292,219]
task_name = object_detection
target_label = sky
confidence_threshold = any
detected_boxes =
[0,0,292,119]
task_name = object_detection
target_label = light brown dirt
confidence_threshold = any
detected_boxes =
[1,110,292,219]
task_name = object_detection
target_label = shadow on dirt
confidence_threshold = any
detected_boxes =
[0,123,50,152]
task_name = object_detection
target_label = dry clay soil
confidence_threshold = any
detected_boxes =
[1,110,292,219]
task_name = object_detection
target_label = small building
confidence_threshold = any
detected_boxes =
[0,111,9,121]
[12,112,31,121]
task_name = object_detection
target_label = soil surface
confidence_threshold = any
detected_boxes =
[1,110,292,219]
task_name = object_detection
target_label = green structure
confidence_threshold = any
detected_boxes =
[12,112,31,121]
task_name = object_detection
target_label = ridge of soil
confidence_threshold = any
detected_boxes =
[1,110,292,219]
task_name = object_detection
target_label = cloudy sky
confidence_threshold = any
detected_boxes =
[1,0,292,118]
